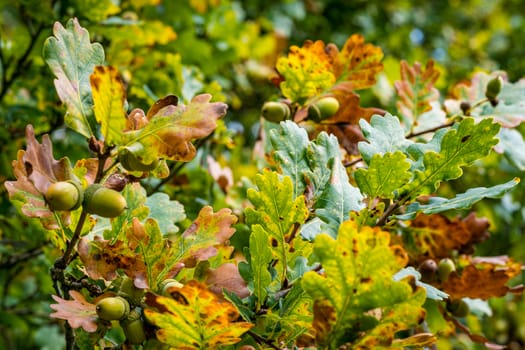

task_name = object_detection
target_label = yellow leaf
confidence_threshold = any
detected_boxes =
[276,40,336,103]
[90,66,127,145]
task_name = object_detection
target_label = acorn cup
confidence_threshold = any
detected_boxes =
[45,180,84,211]
[83,184,127,218]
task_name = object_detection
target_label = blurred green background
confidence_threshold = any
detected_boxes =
[1,0,524,348]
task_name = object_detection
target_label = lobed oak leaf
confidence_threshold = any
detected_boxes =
[90,65,127,145]
[43,18,105,138]
[329,34,384,90]
[406,213,490,263]
[49,290,98,333]
[144,280,252,349]
[394,60,440,129]
[4,125,74,229]
[302,220,428,349]
[122,93,227,162]
[441,256,523,300]
[276,40,336,103]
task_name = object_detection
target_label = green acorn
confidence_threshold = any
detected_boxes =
[307,96,340,122]
[83,184,127,218]
[96,296,130,321]
[120,309,147,345]
[45,180,84,211]
[261,101,290,123]
[485,75,503,101]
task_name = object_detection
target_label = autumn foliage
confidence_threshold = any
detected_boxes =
[2,5,525,350]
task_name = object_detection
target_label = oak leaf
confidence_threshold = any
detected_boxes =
[144,281,252,349]
[406,213,490,262]
[4,125,73,229]
[122,93,227,162]
[49,290,98,333]
[394,60,440,128]
[441,256,523,299]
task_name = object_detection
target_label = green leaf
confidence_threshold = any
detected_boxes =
[358,113,413,163]
[146,192,186,235]
[269,121,310,198]
[314,157,364,238]
[43,18,105,138]
[90,65,127,145]
[269,122,364,238]
[249,226,273,309]
[402,117,501,198]
[497,128,525,171]
[395,178,520,220]
[302,220,427,349]
[144,281,252,349]
[245,170,309,284]
[355,151,412,199]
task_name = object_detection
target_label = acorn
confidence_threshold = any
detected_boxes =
[261,101,290,123]
[485,75,503,102]
[83,184,127,218]
[307,96,340,122]
[437,258,456,282]
[45,180,84,211]
[447,298,469,318]
[118,143,159,172]
[120,309,147,345]
[96,296,130,321]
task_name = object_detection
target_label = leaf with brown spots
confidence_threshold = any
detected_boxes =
[404,213,491,263]
[49,290,98,333]
[4,125,75,230]
[122,93,227,162]
[90,65,127,146]
[302,220,429,349]
[394,60,440,129]
[276,40,336,103]
[441,256,523,300]
[144,281,252,349]
[78,206,237,290]
[328,34,384,90]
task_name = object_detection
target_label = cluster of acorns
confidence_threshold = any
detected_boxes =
[45,180,126,218]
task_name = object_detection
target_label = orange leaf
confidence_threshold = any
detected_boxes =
[406,213,490,263]
[394,60,440,124]
[329,34,384,90]
[144,281,252,349]
[441,257,523,299]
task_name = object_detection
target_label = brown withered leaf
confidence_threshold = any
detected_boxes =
[206,263,249,298]
[49,290,98,333]
[4,125,73,229]
[406,213,490,263]
[441,256,523,300]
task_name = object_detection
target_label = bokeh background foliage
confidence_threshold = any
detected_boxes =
[1,0,524,349]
